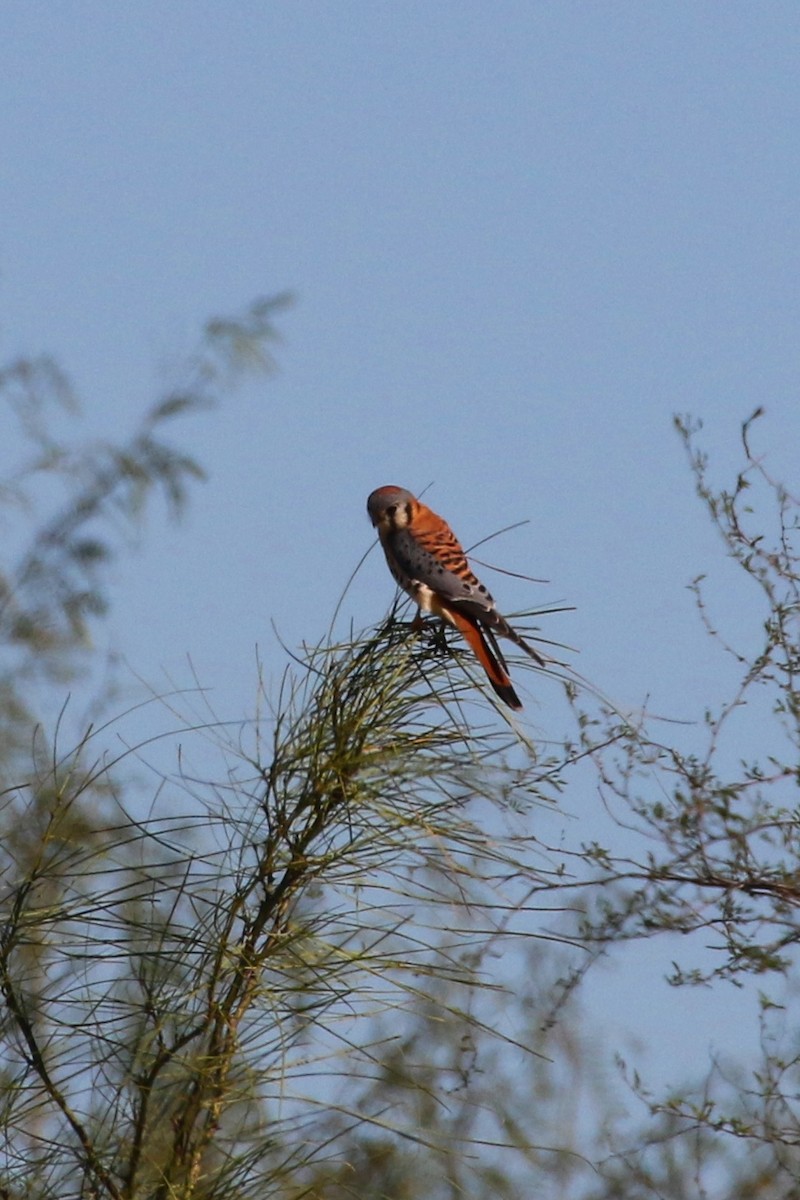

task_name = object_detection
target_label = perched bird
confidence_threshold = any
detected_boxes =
[367,486,545,710]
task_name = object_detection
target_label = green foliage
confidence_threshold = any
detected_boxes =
[577,410,800,983]
[563,409,800,1195]
[0,295,290,701]
[0,606,580,1198]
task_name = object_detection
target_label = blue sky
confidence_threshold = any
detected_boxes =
[3,0,800,1126]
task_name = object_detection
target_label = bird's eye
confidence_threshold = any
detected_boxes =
[386,505,397,517]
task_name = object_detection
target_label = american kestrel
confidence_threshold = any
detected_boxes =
[367,486,545,710]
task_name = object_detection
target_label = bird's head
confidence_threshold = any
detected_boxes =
[366,486,416,530]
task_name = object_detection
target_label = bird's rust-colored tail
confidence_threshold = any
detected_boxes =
[447,609,522,710]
